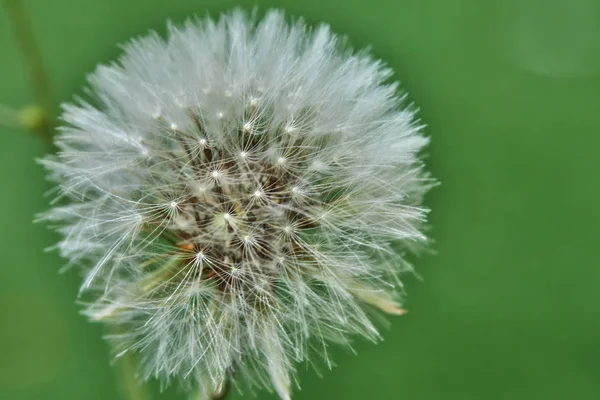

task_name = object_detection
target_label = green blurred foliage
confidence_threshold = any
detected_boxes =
[1,0,599,399]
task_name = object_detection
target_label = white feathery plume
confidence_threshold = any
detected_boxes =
[40,8,434,399]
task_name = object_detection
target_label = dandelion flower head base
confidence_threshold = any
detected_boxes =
[41,9,433,399]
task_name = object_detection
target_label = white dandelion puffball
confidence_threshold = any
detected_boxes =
[41,9,433,399]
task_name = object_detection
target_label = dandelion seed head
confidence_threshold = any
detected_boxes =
[40,8,434,399]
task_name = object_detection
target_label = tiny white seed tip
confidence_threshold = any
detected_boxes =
[284,125,295,133]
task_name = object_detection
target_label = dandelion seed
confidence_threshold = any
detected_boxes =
[40,8,434,399]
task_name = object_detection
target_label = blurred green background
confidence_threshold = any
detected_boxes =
[1,0,599,399]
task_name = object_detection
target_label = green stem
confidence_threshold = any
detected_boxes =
[191,386,230,400]
[3,0,54,140]
[114,349,153,400]
[190,377,231,400]
[211,381,231,400]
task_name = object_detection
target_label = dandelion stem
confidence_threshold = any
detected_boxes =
[211,382,231,400]
[114,349,153,400]
[191,385,230,400]
[3,0,54,140]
